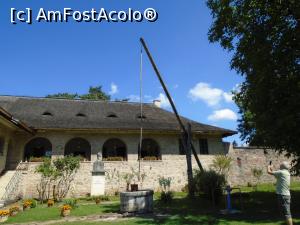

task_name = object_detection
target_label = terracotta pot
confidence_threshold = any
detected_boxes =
[130,184,138,192]
[61,209,71,217]
[23,206,30,211]
[10,211,18,216]
[0,216,8,223]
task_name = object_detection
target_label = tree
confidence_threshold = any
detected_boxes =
[80,86,110,100]
[46,86,110,101]
[207,0,300,174]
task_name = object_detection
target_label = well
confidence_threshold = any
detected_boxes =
[120,190,154,213]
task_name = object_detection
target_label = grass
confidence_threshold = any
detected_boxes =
[3,182,300,225]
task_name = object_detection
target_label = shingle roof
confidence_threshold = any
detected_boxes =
[0,96,236,137]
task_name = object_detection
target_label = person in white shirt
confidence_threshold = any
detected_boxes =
[267,161,293,225]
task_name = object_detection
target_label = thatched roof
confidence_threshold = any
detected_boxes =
[0,96,236,137]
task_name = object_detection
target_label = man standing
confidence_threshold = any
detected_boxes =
[267,161,293,225]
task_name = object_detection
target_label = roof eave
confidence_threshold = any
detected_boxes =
[0,107,35,135]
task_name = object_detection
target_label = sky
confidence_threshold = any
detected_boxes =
[0,0,244,144]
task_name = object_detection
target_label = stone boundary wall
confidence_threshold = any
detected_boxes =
[227,147,299,186]
[19,147,299,198]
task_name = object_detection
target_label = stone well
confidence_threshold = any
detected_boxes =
[120,190,153,213]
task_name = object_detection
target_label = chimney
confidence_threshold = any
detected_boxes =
[153,100,161,108]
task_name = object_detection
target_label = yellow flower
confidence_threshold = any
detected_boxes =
[0,210,10,217]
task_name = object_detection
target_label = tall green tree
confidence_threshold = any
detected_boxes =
[207,0,300,173]
[46,86,110,101]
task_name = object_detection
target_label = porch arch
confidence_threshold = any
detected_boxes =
[64,137,91,161]
[102,138,127,161]
[24,137,52,161]
[139,138,161,160]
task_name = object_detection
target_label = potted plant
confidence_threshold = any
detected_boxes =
[23,200,33,211]
[47,199,54,207]
[60,204,72,217]
[95,197,101,205]
[9,206,20,216]
[0,210,9,223]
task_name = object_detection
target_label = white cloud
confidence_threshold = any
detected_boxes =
[173,84,179,89]
[188,82,223,106]
[127,95,140,102]
[156,93,171,108]
[223,92,233,103]
[109,83,118,95]
[208,109,237,121]
[188,82,235,106]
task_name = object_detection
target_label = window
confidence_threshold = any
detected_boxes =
[0,137,5,155]
[199,139,208,154]
[137,114,147,119]
[178,138,185,155]
[107,113,118,118]
[76,113,86,117]
[42,112,53,116]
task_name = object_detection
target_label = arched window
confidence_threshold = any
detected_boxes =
[65,138,91,161]
[42,112,53,116]
[24,138,52,161]
[76,113,86,118]
[139,139,161,160]
[102,138,127,161]
[107,113,118,118]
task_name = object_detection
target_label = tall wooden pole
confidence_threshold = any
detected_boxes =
[186,123,195,197]
[140,37,204,172]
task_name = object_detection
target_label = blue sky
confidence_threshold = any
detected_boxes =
[0,0,243,144]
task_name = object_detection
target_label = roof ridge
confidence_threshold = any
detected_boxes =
[0,95,155,105]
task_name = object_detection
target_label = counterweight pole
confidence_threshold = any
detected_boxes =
[140,38,203,172]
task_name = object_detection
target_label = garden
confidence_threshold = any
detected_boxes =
[0,156,299,225]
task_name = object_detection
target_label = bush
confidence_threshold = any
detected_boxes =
[211,155,232,176]
[63,199,78,209]
[194,170,226,205]
[160,191,174,204]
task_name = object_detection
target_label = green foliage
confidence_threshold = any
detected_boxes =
[35,156,81,202]
[31,199,37,208]
[194,170,226,204]
[251,168,263,190]
[158,177,172,192]
[211,155,232,176]
[207,0,300,174]
[63,199,78,209]
[80,86,110,100]
[158,177,173,204]
[160,191,174,204]
[46,85,110,101]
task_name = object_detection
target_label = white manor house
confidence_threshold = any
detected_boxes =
[0,95,236,200]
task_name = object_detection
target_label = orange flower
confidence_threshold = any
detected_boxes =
[0,210,10,217]
[61,204,72,211]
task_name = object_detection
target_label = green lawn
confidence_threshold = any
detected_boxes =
[3,182,300,225]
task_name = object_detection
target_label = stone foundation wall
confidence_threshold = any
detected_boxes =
[17,146,299,198]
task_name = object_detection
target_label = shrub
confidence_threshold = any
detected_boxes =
[251,168,263,190]
[63,199,78,209]
[160,191,174,203]
[211,155,232,176]
[194,170,226,205]
[158,177,174,204]
[31,199,37,208]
